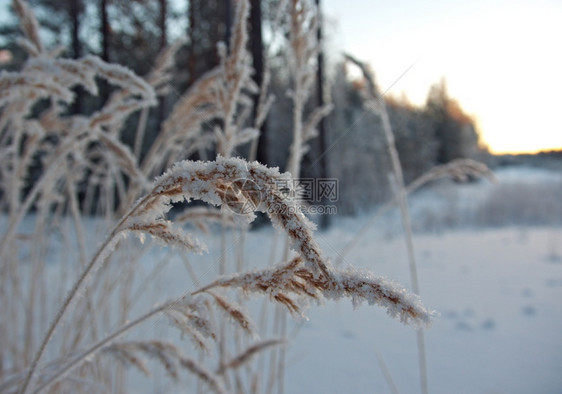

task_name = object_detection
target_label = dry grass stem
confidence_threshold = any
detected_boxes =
[217,339,285,375]
[194,257,434,326]
[285,0,332,178]
[104,340,227,394]
[12,0,43,56]
[336,158,496,265]
[174,207,237,233]
[135,156,331,279]
[2,2,437,393]
[207,291,257,338]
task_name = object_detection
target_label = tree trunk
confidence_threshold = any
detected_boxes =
[70,0,81,59]
[158,0,167,52]
[157,0,168,125]
[100,0,110,102]
[187,0,196,86]
[315,0,329,228]
[224,0,232,47]
[70,0,83,114]
[250,0,268,165]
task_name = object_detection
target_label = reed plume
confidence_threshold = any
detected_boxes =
[3,2,437,393]
[194,256,433,326]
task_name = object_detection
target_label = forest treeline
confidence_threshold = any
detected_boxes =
[0,0,487,214]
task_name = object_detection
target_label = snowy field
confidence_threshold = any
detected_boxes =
[121,165,562,394]
[8,165,562,393]
[282,166,562,393]
[286,225,562,393]
[122,225,562,394]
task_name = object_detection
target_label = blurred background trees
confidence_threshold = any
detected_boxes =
[0,0,487,215]
[425,78,481,164]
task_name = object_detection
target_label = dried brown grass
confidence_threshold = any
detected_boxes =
[1,1,435,393]
[15,154,433,393]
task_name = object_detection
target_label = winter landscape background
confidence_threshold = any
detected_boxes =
[1,0,561,393]
[13,165,562,394]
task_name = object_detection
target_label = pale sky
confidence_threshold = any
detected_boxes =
[323,0,562,154]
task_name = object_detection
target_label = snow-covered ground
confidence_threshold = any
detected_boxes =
[281,166,562,393]
[133,222,562,393]
[155,165,560,393]
[286,225,562,393]
[7,165,562,393]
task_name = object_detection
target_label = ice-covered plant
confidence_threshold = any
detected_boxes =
[285,0,333,179]
[1,1,158,385]
[0,2,436,393]
[17,156,433,393]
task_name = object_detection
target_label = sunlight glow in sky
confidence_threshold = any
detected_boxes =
[323,0,562,154]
